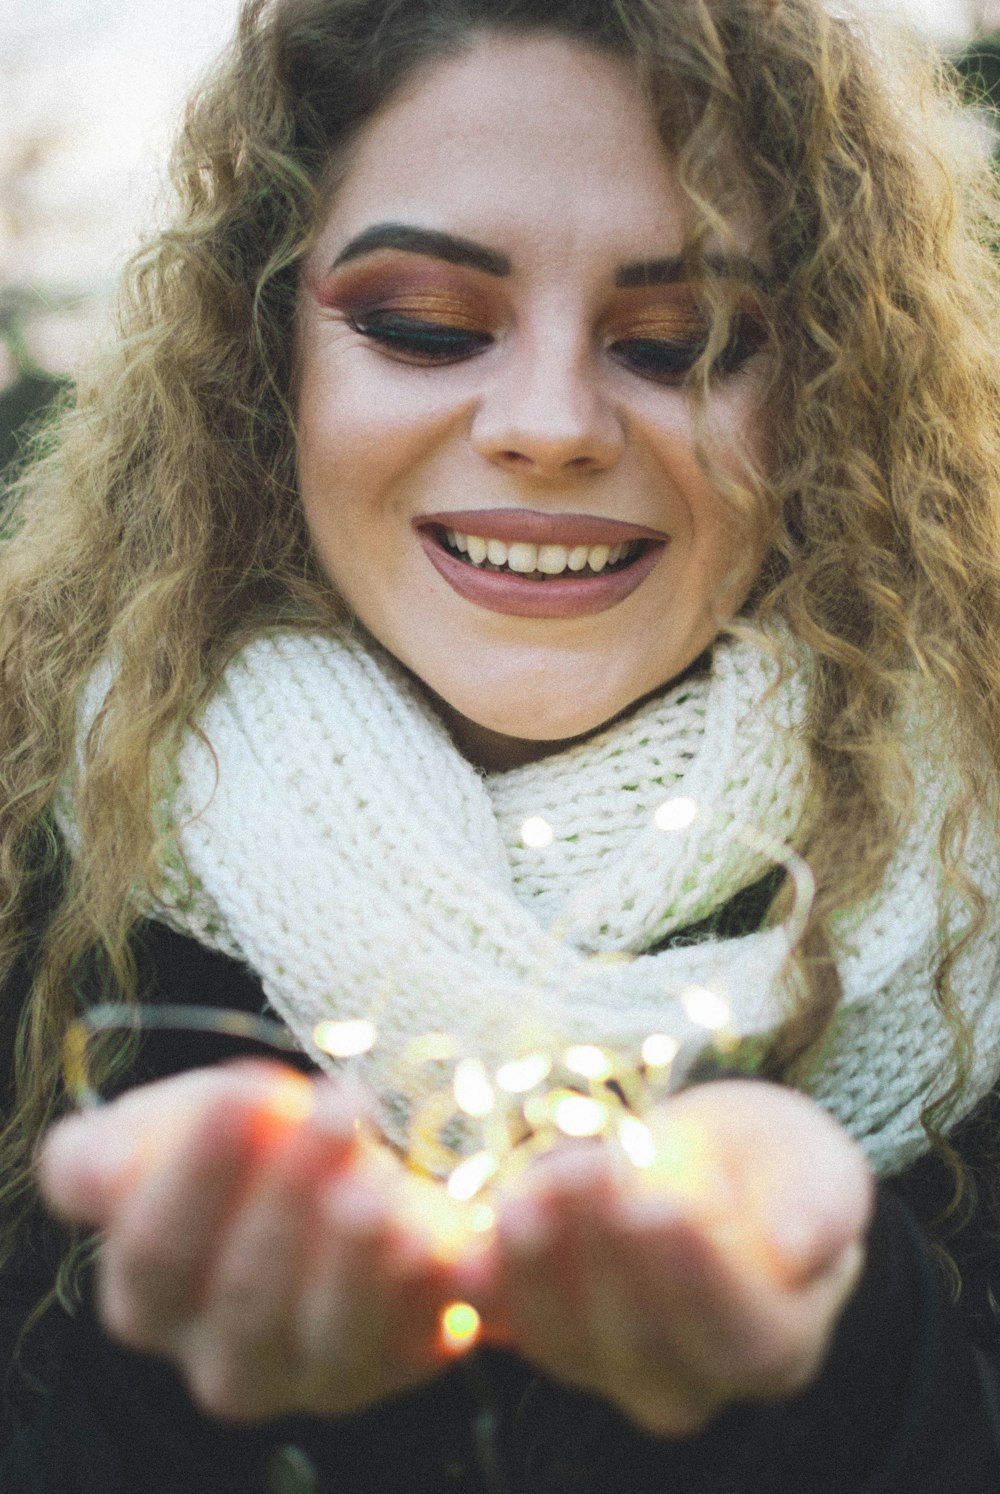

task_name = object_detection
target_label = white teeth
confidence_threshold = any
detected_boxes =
[507,542,539,573]
[537,544,569,575]
[444,529,636,576]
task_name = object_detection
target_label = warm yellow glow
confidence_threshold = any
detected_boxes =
[406,1031,459,1064]
[617,1114,657,1169]
[440,1301,482,1354]
[521,815,555,848]
[447,1150,499,1202]
[467,1202,497,1234]
[553,1092,607,1137]
[638,1116,718,1209]
[564,1044,613,1081]
[397,1172,468,1259]
[653,795,699,832]
[453,1058,495,1118]
[681,985,731,1031]
[250,1073,314,1148]
[496,1051,552,1093]
[312,1018,377,1058]
[263,1074,313,1125]
[641,1032,680,1068]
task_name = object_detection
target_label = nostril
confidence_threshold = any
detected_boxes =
[494,450,600,474]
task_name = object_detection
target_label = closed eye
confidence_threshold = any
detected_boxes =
[610,313,768,386]
[347,311,493,363]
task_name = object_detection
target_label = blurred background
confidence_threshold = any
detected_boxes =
[2,0,1000,470]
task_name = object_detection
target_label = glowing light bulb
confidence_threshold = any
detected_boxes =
[641,1032,680,1068]
[447,1150,499,1202]
[681,985,731,1031]
[521,815,555,848]
[564,1044,613,1081]
[618,1114,657,1169]
[553,1092,607,1137]
[453,1058,495,1117]
[312,1018,377,1058]
[653,796,699,832]
[440,1301,482,1354]
[496,1052,552,1093]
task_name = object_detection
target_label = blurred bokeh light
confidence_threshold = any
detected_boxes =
[1,0,242,387]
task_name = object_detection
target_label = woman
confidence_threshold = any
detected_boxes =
[3,0,1000,1489]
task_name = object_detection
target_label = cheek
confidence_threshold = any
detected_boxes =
[655,394,767,563]
[296,351,468,511]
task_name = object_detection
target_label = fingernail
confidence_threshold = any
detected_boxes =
[64,1112,126,1167]
[765,1211,827,1281]
[39,1114,134,1204]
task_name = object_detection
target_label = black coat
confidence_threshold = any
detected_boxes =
[3,918,1000,1494]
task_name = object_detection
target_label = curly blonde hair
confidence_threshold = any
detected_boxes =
[3,0,1000,1306]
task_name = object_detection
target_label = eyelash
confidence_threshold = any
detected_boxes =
[346,309,766,383]
[347,311,491,361]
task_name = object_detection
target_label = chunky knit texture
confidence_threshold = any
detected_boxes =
[68,630,1000,1174]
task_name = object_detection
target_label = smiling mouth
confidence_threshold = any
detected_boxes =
[414,509,668,619]
[432,526,649,580]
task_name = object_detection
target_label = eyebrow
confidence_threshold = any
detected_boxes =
[614,255,771,291]
[329,222,769,291]
[330,224,512,277]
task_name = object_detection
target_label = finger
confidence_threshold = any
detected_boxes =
[496,1145,615,1374]
[97,1088,257,1355]
[38,1061,312,1224]
[182,1110,358,1422]
[291,1176,455,1416]
[651,1082,874,1284]
[97,1067,354,1353]
[497,1156,718,1436]
[613,1193,863,1404]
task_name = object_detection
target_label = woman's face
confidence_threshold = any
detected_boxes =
[296,33,771,769]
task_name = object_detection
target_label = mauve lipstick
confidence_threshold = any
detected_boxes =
[416,508,669,546]
[413,509,667,619]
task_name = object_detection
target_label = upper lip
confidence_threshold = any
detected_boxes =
[415,509,669,547]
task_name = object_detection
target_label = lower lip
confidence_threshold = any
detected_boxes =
[416,530,666,619]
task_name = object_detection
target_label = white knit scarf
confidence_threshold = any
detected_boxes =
[69,629,1000,1175]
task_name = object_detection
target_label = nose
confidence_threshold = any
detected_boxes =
[470,330,625,479]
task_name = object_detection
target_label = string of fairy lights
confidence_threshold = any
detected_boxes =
[62,793,815,1352]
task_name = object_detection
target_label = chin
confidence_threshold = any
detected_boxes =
[430,686,635,771]
[456,690,619,741]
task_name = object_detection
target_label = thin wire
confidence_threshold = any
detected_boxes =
[62,1002,303,1107]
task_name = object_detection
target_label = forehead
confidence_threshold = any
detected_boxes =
[311,32,723,267]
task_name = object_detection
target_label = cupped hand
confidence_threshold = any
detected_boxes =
[488,1080,874,1437]
[38,1062,478,1423]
